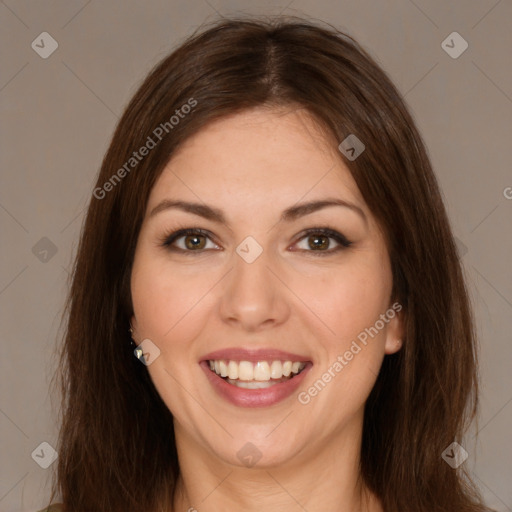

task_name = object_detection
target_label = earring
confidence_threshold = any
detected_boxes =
[129,325,135,346]
[129,323,144,360]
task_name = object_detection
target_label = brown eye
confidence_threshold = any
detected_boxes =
[162,228,220,253]
[293,228,352,255]
[183,234,207,250]
[307,234,330,250]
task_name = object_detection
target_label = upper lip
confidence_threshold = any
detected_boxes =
[201,348,311,363]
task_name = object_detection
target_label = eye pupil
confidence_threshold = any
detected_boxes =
[308,235,329,250]
[185,235,206,250]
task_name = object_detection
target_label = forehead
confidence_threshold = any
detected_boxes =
[146,107,365,214]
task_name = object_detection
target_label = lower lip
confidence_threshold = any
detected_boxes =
[200,361,312,408]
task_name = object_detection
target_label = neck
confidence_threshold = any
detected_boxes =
[171,411,382,512]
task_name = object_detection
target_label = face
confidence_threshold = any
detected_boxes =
[130,106,403,469]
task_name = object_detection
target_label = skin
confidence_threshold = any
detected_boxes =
[130,106,403,512]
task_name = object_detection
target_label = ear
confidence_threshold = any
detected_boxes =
[384,302,405,355]
[130,314,138,340]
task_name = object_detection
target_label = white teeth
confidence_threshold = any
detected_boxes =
[219,360,228,377]
[238,361,254,381]
[227,379,280,389]
[270,360,282,379]
[228,360,238,379]
[282,361,292,377]
[208,359,307,382]
[253,361,270,381]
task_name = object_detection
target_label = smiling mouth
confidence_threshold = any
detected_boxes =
[207,359,308,389]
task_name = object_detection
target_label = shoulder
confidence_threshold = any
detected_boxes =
[37,504,64,512]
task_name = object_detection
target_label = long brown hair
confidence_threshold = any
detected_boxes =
[47,16,492,512]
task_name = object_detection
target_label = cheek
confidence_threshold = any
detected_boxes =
[297,267,393,410]
[292,256,392,347]
[130,253,216,348]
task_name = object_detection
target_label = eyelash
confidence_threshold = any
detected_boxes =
[159,226,352,256]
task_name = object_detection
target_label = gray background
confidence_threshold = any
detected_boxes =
[1,1,511,511]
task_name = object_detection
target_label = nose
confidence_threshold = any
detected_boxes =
[218,247,290,333]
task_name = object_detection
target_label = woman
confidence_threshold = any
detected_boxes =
[42,16,494,512]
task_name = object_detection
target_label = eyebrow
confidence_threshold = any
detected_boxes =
[149,198,367,225]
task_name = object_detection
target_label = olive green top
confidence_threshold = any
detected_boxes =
[38,505,64,512]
